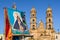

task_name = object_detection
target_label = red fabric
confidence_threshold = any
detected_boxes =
[4,8,10,38]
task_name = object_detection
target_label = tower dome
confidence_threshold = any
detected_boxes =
[31,7,36,11]
[47,7,52,11]
[30,7,36,13]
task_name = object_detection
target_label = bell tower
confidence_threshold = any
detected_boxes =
[46,7,55,40]
[46,7,53,30]
[30,7,37,30]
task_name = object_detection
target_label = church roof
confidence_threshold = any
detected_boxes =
[38,20,45,31]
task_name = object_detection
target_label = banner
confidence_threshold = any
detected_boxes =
[7,8,27,34]
[4,8,12,40]
[4,8,29,40]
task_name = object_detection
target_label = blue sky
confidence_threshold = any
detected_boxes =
[0,0,60,34]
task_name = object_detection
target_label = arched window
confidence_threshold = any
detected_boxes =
[47,13,51,17]
[31,14,34,17]
[0,36,2,40]
[49,24,51,27]
[49,14,51,16]
[32,19,35,22]
[48,24,51,29]
[49,19,51,22]
[33,25,35,27]
[32,14,34,17]
[32,25,35,30]
[56,36,58,39]
[40,34,43,36]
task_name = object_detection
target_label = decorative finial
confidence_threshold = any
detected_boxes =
[41,20,42,22]
[39,19,43,23]
[32,6,35,8]
[31,7,35,11]
[48,5,51,8]
[30,7,36,13]
[12,2,16,10]
[47,6,52,11]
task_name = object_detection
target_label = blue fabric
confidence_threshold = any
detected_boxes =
[14,20,20,30]
[12,28,30,34]
[20,22,26,30]
[12,29,23,34]
[23,30,30,34]
[7,8,29,34]
[7,8,22,25]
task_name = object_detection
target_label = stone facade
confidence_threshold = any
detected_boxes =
[29,7,55,40]
[0,34,5,40]
[55,33,60,40]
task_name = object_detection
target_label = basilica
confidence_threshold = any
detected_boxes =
[29,7,55,40]
[3,4,56,40]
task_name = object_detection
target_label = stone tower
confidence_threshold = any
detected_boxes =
[29,7,55,40]
[30,7,37,30]
[30,7,37,40]
[46,7,53,30]
[46,7,55,40]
